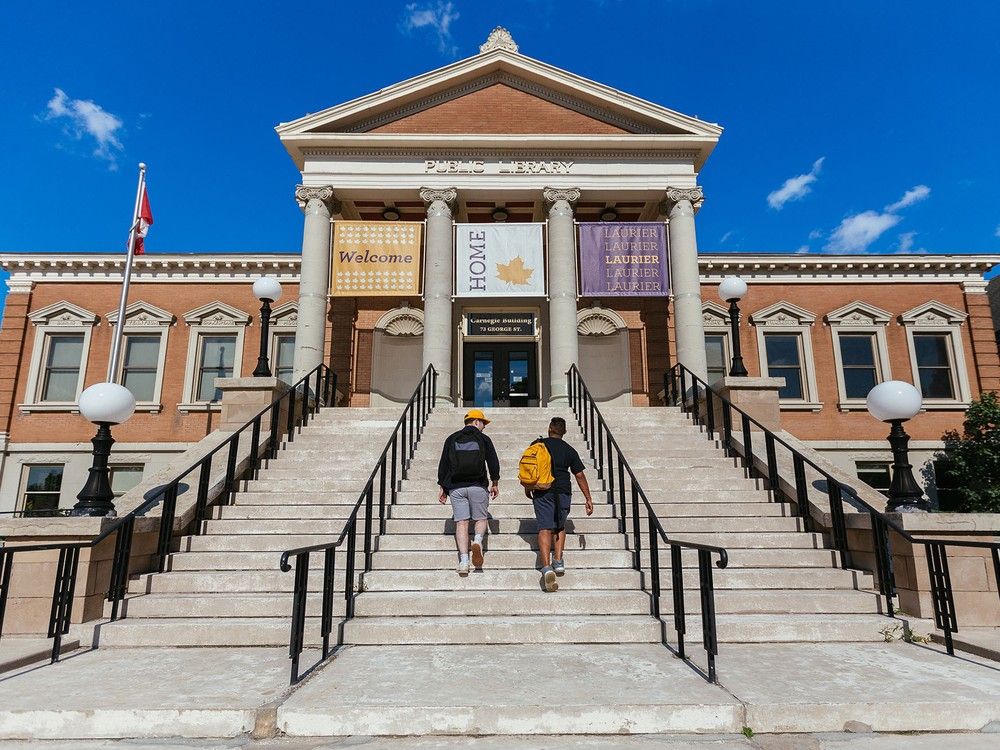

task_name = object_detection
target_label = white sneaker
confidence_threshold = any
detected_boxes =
[541,565,558,592]
[471,540,484,568]
[458,559,470,576]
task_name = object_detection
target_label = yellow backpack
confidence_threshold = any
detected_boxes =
[519,438,554,490]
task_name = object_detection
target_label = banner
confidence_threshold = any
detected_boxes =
[455,223,545,297]
[578,222,669,296]
[331,221,422,296]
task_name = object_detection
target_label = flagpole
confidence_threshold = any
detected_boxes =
[108,162,147,383]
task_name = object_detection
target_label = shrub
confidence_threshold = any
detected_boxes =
[936,391,1000,513]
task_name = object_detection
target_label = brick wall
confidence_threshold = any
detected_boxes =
[368,84,629,135]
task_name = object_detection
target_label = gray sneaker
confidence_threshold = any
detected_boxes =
[457,558,470,576]
[541,565,559,592]
[552,559,566,576]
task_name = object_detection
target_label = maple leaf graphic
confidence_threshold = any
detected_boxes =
[496,256,534,285]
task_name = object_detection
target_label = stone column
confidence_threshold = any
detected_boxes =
[663,187,709,383]
[292,185,340,382]
[419,187,458,402]
[543,187,581,403]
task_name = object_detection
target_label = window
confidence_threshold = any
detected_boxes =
[856,461,891,497]
[274,334,295,382]
[750,301,820,409]
[20,465,64,515]
[705,334,728,383]
[933,459,962,511]
[121,335,161,402]
[839,334,879,399]
[21,300,97,413]
[764,334,804,400]
[901,301,970,407]
[913,333,956,399]
[197,334,237,402]
[179,301,250,412]
[110,465,144,498]
[40,335,84,401]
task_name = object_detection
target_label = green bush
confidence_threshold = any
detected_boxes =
[937,391,1000,513]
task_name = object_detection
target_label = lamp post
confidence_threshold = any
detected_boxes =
[718,276,748,377]
[71,382,136,517]
[866,380,930,512]
[252,277,282,377]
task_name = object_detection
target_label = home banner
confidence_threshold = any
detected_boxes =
[331,221,423,296]
[454,223,545,297]
[578,222,670,296]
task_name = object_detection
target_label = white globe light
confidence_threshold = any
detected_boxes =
[252,277,282,302]
[866,380,922,422]
[79,382,136,425]
[718,276,748,302]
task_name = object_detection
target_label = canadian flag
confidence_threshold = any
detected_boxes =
[133,186,153,255]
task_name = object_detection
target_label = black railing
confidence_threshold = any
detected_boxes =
[0,364,336,664]
[567,365,728,683]
[665,362,1000,655]
[280,365,437,684]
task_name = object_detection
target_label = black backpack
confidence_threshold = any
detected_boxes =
[447,429,487,484]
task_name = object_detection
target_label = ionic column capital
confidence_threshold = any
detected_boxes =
[295,185,341,214]
[542,187,581,211]
[419,187,458,214]
[661,186,705,216]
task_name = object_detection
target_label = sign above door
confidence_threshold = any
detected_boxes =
[466,312,536,336]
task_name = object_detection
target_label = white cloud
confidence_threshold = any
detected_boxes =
[795,245,810,255]
[808,229,823,240]
[994,224,1000,239]
[885,185,931,212]
[896,231,917,253]
[767,157,825,210]
[402,2,460,55]
[43,88,123,167]
[826,210,902,253]
[720,230,734,244]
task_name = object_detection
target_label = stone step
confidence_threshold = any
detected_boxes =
[198,516,626,537]
[165,548,637,571]
[342,615,663,645]
[391,489,767,505]
[386,501,793,519]
[400,458,743,480]
[117,589,652,619]
[375,533,628,552]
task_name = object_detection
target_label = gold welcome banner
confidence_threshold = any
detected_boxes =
[331,221,423,296]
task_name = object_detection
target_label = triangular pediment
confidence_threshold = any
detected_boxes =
[750,301,817,327]
[900,300,967,326]
[183,301,251,327]
[277,47,721,155]
[106,301,175,327]
[826,301,891,326]
[29,300,98,326]
[702,301,731,328]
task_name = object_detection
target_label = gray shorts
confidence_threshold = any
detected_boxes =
[448,486,490,522]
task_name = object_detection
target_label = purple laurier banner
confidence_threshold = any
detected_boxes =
[578,222,669,297]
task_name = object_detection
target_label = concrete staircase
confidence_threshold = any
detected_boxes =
[101,403,887,651]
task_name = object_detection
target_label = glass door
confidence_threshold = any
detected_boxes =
[463,343,538,407]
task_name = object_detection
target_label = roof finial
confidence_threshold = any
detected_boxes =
[480,26,518,54]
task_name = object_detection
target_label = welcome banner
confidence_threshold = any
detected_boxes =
[454,223,545,297]
[331,221,423,296]
[578,222,669,297]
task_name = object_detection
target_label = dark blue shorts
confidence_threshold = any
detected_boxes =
[533,491,571,531]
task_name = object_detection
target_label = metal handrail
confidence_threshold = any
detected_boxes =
[279,365,438,684]
[0,363,337,664]
[567,365,728,683]
[664,362,1000,655]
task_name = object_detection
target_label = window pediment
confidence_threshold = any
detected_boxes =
[106,301,174,328]
[28,300,98,327]
[702,301,731,329]
[268,301,298,327]
[749,301,816,327]
[900,300,967,327]
[183,301,251,327]
[825,301,891,327]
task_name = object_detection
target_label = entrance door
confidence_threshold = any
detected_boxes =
[463,343,538,407]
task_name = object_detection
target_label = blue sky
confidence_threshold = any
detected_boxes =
[2,1,999,287]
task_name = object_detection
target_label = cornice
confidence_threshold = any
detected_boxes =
[301,147,701,160]
[0,254,301,284]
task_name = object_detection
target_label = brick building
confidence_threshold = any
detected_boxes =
[1,28,998,512]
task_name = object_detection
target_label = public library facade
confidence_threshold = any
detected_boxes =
[1,29,998,512]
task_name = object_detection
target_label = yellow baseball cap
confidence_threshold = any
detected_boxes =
[464,409,491,425]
